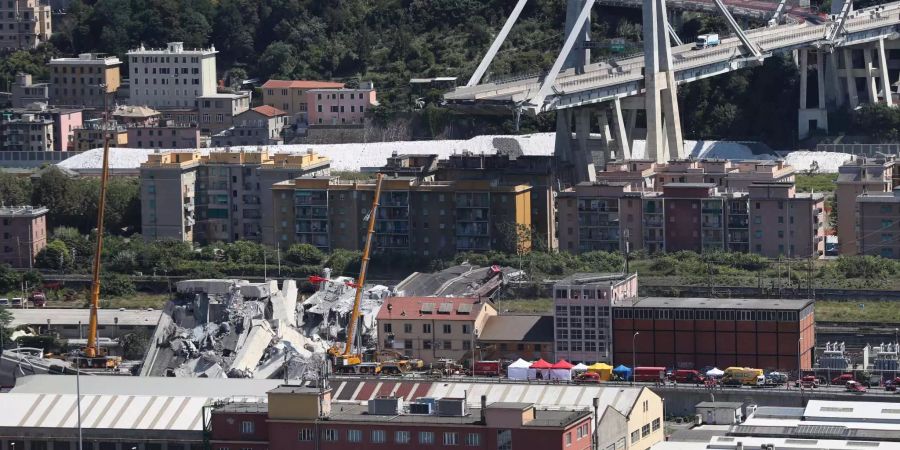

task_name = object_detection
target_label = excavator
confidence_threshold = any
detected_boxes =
[329,173,384,375]
[68,97,121,370]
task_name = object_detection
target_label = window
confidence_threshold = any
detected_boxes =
[444,432,459,446]
[642,424,651,437]
[443,324,452,334]
[384,323,392,333]
[348,429,362,443]
[404,323,412,333]
[396,430,410,444]
[240,421,254,434]
[419,431,434,444]
[298,428,314,441]
[324,429,338,441]
[423,323,432,333]
[498,430,512,450]
[466,433,481,446]
[372,430,386,443]
[631,430,640,443]
[462,324,471,334]
[652,418,661,431]
[566,432,572,447]
[444,340,453,350]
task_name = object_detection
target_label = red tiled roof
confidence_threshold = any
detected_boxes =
[251,105,287,117]
[376,297,483,321]
[262,79,345,89]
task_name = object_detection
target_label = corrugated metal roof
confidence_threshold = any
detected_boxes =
[11,374,282,397]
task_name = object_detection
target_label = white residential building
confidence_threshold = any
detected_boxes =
[126,42,217,109]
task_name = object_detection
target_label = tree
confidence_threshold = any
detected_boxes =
[285,244,325,266]
[100,273,136,297]
[223,240,266,265]
[0,307,11,349]
[34,239,73,271]
[121,329,151,360]
[0,172,32,206]
[259,41,298,79]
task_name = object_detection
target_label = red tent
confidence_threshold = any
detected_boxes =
[551,359,574,370]
[530,359,552,369]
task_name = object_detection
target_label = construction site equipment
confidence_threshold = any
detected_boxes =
[70,97,120,370]
[331,173,384,373]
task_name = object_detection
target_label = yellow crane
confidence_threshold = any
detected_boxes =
[331,173,384,374]
[73,92,120,369]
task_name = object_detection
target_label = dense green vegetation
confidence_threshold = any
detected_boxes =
[795,173,838,193]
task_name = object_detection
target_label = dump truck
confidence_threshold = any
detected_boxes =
[721,367,764,386]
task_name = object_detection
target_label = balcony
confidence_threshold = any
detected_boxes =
[727,217,749,228]
[457,209,489,222]
[456,223,490,237]
[457,237,490,251]
[376,220,410,235]
[643,216,664,227]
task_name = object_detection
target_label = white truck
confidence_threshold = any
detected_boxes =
[694,33,720,49]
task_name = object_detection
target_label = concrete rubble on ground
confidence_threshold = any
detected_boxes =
[301,268,390,349]
[142,278,335,379]
[394,263,524,299]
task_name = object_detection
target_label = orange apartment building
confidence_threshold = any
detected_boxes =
[271,176,532,256]
[836,155,897,255]
[49,54,121,108]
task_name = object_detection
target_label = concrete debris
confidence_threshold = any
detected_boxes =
[394,263,524,298]
[142,274,385,380]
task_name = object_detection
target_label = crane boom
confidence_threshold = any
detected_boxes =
[343,173,384,356]
[85,95,112,359]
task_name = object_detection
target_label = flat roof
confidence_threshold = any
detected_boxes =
[11,374,282,397]
[652,436,900,450]
[626,297,813,311]
[0,205,47,217]
[695,401,744,408]
[324,402,587,428]
[663,182,716,188]
[804,400,900,423]
[479,315,554,342]
[9,308,162,327]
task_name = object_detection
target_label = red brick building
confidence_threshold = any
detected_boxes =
[211,385,593,450]
[612,297,815,372]
[0,206,48,268]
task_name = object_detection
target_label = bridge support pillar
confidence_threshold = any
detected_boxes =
[878,37,893,106]
[596,108,613,168]
[556,108,597,183]
[825,50,844,108]
[612,98,632,160]
[798,49,829,140]
[565,0,592,72]
[864,46,879,104]
[844,49,860,108]
[643,0,684,163]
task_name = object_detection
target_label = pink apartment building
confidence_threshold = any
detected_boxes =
[307,81,377,126]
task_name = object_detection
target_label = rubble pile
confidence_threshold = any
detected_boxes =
[142,274,388,379]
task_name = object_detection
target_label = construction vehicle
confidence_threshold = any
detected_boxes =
[376,350,424,375]
[66,97,121,370]
[721,367,764,386]
[330,173,384,374]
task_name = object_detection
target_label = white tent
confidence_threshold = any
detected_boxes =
[507,358,531,381]
[572,363,589,373]
[706,367,725,377]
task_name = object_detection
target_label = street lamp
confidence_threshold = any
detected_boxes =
[632,331,640,385]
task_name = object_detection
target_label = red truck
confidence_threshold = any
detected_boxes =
[473,360,502,377]
[672,369,705,384]
[633,366,667,382]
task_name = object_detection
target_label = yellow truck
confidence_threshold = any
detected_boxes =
[722,367,764,386]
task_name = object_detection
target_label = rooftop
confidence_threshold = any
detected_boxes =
[11,374,282,397]
[112,105,160,118]
[9,308,162,327]
[324,402,588,428]
[624,297,814,311]
[262,80,345,89]
[376,297,489,321]
[127,42,216,55]
[858,189,900,203]
[50,53,121,65]
[479,315,554,342]
[251,105,287,117]
[653,436,900,450]
[556,272,634,286]
[695,401,744,409]
[0,205,48,217]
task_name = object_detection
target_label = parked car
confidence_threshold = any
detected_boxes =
[831,373,855,386]
[575,372,602,384]
[795,375,819,388]
[846,380,867,393]
[0,298,8,306]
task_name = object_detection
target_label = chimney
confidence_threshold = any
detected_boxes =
[480,395,487,424]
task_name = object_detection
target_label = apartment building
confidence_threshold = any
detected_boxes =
[140,149,331,243]
[613,297,815,371]
[48,53,121,108]
[261,79,344,121]
[0,111,53,151]
[376,296,496,363]
[0,0,50,50]
[73,119,127,151]
[210,385,594,450]
[558,180,826,258]
[127,42,217,108]
[197,92,251,135]
[11,73,49,107]
[596,159,796,193]
[553,273,638,364]
[210,105,288,147]
[376,152,557,250]
[856,187,900,258]
[0,205,47,268]
[271,177,532,256]
[127,121,200,149]
[836,155,896,255]
[3,103,83,152]
[307,81,377,126]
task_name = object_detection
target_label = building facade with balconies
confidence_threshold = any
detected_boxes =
[0,205,47,268]
[856,187,900,259]
[126,42,217,109]
[271,177,532,256]
[836,155,896,255]
[0,0,50,50]
[140,149,331,243]
[48,54,121,108]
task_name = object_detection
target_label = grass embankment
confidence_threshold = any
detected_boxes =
[795,173,838,193]
[32,292,171,310]
[815,300,900,323]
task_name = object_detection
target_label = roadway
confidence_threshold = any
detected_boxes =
[446,1,900,111]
